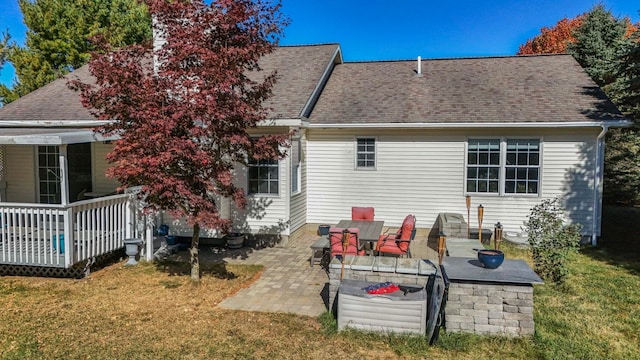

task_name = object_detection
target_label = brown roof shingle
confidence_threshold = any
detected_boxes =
[0,66,95,122]
[0,44,340,122]
[308,54,624,124]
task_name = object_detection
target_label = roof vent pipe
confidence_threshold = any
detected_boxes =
[417,56,422,75]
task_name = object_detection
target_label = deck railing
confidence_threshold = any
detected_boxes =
[0,193,148,268]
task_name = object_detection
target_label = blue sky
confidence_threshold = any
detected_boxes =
[1,0,639,87]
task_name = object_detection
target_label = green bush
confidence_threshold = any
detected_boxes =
[524,198,581,285]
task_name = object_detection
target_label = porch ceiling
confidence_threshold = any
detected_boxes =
[0,128,117,145]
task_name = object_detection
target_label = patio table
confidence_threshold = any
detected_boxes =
[336,220,384,255]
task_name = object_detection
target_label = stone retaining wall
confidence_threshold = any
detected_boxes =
[445,282,534,336]
[328,256,538,337]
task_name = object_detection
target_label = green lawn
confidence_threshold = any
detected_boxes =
[0,205,638,359]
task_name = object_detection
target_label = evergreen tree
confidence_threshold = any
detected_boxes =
[604,23,640,205]
[519,5,640,205]
[0,0,151,105]
[616,26,640,120]
[567,4,629,87]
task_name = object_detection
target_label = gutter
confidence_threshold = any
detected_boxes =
[306,120,633,129]
[591,124,609,246]
[0,120,109,127]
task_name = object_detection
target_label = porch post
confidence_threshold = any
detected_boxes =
[59,145,74,267]
[145,215,154,261]
[0,145,6,201]
[59,145,70,206]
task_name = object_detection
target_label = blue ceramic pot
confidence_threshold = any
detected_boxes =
[477,249,504,269]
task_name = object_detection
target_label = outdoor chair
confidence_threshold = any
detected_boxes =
[375,214,416,258]
[329,227,365,258]
[351,207,375,221]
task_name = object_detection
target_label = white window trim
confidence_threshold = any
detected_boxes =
[36,145,62,204]
[247,157,280,197]
[464,137,542,197]
[355,136,377,170]
[291,138,302,195]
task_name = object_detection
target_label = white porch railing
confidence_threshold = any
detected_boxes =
[0,193,151,268]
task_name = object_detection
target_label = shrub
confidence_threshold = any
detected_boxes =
[524,197,581,285]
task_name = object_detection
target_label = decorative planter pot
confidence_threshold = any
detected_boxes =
[318,225,331,236]
[477,249,504,269]
[226,233,245,249]
[123,238,143,266]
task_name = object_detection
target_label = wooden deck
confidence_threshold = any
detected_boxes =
[0,192,153,270]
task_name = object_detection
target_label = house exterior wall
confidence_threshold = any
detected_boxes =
[306,127,600,237]
[3,144,119,204]
[289,134,307,234]
[161,127,293,238]
[92,142,119,193]
[4,145,36,203]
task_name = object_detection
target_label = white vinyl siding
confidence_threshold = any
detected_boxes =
[92,142,119,194]
[232,160,287,234]
[306,128,599,236]
[4,145,36,203]
[291,139,301,194]
[289,136,307,233]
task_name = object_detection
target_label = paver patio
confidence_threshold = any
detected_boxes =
[215,228,437,317]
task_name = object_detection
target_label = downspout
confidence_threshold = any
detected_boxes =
[592,124,609,246]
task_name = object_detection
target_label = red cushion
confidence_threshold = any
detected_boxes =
[378,242,404,255]
[399,215,416,241]
[352,207,375,221]
[397,215,415,252]
[329,227,362,257]
[376,233,397,251]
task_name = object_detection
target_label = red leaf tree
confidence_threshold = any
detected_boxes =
[71,0,288,281]
[518,13,638,55]
[517,16,584,55]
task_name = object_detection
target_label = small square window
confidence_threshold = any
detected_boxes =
[356,138,375,169]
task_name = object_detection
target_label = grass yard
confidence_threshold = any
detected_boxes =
[0,205,639,359]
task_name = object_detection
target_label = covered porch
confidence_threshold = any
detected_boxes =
[0,127,153,274]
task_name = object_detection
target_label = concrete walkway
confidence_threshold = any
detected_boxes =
[204,228,438,317]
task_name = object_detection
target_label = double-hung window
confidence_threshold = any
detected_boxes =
[38,145,61,204]
[356,138,376,169]
[505,139,540,194]
[466,138,540,196]
[248,158,279,195]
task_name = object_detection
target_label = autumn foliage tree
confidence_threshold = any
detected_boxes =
[518,5,640,205]
[517,6,637,57]
[517,17,583,55]
[71,0,288,281]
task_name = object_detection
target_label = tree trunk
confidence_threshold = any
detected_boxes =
[190,223,201,282]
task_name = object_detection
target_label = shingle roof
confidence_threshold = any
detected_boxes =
[309,54,625,124]
[0,44,340,122]
[259,44,340,119]
[0,65,95,122]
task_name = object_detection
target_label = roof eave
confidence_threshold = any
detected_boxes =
[0,120,106,127]
[0,130,118,145]
[306,120,633,129]
[257,118,304,127]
